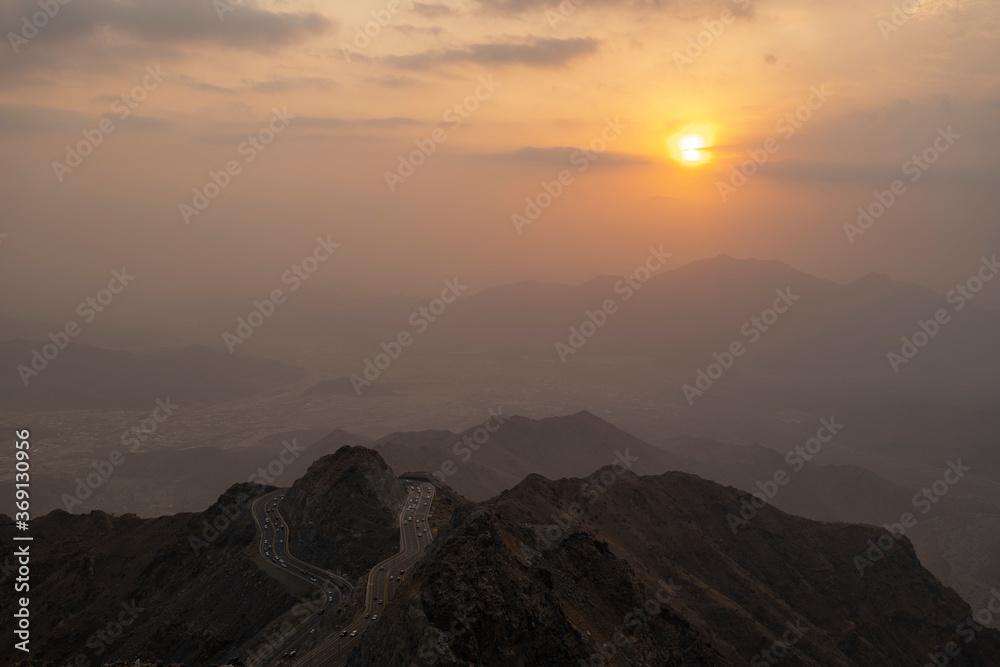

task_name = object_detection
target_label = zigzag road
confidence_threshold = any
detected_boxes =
[251,482,436,666]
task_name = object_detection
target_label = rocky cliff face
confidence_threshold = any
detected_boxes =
[0,483,297,667]
[8,445,1000,667]
[282,445,407,580]
[349,504,722,666]
[1,446,410,667]
[349,469,1000,666]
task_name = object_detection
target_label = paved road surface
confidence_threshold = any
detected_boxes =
[252,490,355,604]
[250,483,436,666]
[250,490,357,663]
[298,482,436,666]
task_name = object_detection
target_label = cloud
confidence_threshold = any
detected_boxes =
[294,116,424,129]
[170,75,339,95]
[190,115,423,144]
[385,36,600,69]
[0,103,171,134]
[0,104,85,132]
[174,75,240,95]
[479,146,651,166]
[0,0,332,82]
[411,3,456,18]
[476,0,753,19]
[250,77,339,94]
[365,75,428,88]
[758,159,996,184]
[391,24,446,38]
[0,0,331,48]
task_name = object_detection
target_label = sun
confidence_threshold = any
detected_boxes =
[667,126,715,167]
[679,135,706,162]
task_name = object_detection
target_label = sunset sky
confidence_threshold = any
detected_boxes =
[1,0,998,321]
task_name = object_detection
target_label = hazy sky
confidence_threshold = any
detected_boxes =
[1,0,998,321]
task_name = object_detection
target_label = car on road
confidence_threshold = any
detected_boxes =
[341,630,348,637]
[372,615,378,620]
[350,630,358,637]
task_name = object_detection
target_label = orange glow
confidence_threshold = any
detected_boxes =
[668,126,716,167]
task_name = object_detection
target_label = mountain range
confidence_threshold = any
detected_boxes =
[5,444,999,667]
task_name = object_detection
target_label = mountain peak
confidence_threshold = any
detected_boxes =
[856,271,896,285]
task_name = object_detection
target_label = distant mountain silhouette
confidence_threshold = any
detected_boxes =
[373,410,685,501]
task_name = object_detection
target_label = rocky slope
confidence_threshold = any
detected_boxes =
[349,468,1000,666]
[282,445,407,580]
[0,484,295,667]
[0,446,408,667]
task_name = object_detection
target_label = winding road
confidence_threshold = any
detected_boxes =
[252,482,436,666]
